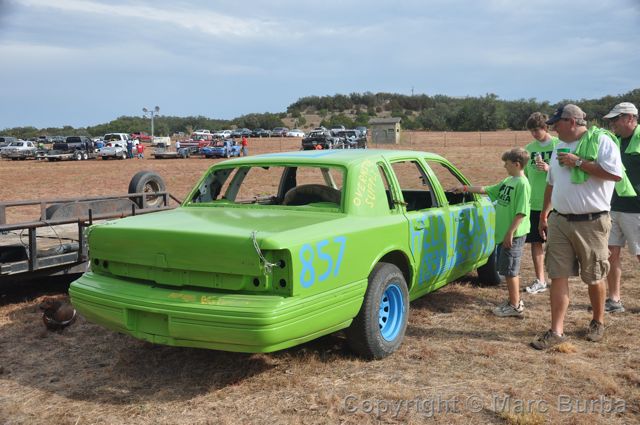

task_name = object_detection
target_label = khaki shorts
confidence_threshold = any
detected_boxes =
[545,212,611,284]
[608,211,640,255]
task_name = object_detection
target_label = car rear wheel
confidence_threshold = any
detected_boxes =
[346,262,409,359]
[477,246,500,285]
[120,152,127,160]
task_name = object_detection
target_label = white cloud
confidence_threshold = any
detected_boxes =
[19,0,279,39]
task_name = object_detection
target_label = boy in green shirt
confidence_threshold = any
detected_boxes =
[523,113,558,294]
[453,148,531,317]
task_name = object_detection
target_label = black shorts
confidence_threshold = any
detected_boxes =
[525,210,545,243]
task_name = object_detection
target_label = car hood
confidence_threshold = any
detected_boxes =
[88,206,345,277]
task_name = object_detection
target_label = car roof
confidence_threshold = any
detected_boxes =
[215,149,446,167]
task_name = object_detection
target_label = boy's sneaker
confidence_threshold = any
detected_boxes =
[492,299,524,317]
[531,330,567,350]
[604,298,625,313]
[586,319,604,342]
[525,279,548,294]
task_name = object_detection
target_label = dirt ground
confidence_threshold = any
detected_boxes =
[1,132,639,424]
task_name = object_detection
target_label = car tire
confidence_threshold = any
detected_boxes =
[120,152,127,160]
[477,246,501,286]
[75,151,82,161]
[128,170,167,209]
[82,152,89,160]
[346,262,409,359]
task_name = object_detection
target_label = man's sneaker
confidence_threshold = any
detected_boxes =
[586,319,604,342]
[531,330,567,350]
[525,279,548,294]
[492,299,524,317]
[604,298,625,313]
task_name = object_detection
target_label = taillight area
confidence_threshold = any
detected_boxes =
[265,250,292,296]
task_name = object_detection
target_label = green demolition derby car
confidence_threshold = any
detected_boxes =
[70,149,498,359]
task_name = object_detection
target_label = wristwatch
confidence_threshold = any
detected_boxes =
[575,158,583,168]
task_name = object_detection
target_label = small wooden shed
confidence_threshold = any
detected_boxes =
[368,117,401,144]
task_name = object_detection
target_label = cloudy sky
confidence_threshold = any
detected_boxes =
[1,0,639,129]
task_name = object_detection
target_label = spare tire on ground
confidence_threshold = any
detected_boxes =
[128,170,167,209]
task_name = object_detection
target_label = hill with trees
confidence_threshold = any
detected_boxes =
[3,89,638,140]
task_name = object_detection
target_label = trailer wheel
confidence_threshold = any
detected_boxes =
[82,152,89,160]
[74,151,82,161]
[128,171,167,209]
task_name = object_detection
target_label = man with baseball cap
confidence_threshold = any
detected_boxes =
[603,102,640,314]
[531,104,623,350]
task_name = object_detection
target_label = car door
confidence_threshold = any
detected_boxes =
[388,159,451,292]
[422,158,493,279]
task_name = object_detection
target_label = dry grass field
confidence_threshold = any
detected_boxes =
[1,131,639,424]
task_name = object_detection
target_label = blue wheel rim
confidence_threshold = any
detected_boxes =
[378,283,405,341]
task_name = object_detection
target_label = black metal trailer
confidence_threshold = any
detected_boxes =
[0,171,179,285]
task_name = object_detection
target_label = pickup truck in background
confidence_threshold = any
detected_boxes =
[130,132,152,143]
[98,133,138,159]
[41,136,96,161]
[0,140,38,160]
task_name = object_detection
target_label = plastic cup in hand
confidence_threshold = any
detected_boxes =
[557,148,570,166]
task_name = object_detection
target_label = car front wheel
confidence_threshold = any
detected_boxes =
[346,262,409,359]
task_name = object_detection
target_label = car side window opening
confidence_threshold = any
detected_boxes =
[424,160,475,205]
[390,160,438,211]
[377,164,395,210]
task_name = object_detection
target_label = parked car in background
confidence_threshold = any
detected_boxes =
[271,127,289,137]
[330,125,346,135]
[201,139,242,158]
[0,140,37,159]
[231,128,252,138]
[286,129,305,138]
[0,136,18,148]
[251,128,272,138]
[213,130,232,139]
[356,126,368,137]
[37,135,51,145]
[130,132,152,142]
[334,129,367,149]
[301,129,340,150]
[70,149,498,359]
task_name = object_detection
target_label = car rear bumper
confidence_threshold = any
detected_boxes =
[70,272,365,353]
